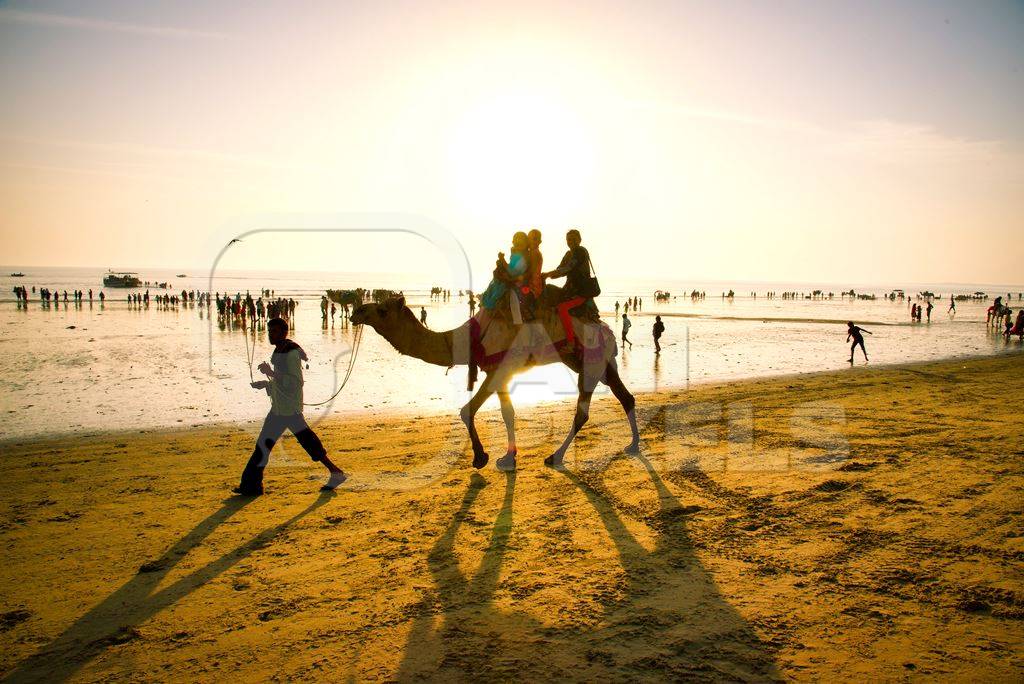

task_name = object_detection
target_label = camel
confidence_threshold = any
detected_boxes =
[350,296,639,470]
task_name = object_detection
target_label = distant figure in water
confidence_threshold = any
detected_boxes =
[621,312,633,349]
[420,306,427,326]
[652,315,665,354]
[847,321,872,362]
[948,294,956,314]
[235,317,346,496]
[926,301,933,322]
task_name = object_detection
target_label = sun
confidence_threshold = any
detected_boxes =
[445,92,595,225]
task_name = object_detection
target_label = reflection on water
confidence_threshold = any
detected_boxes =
[0,268,1021,441]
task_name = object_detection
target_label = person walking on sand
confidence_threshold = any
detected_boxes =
[653,315,665,354]
[948,294,956,315]
[847,321,871,362]
[420,306,428,326]
[235,317,346,496]
[621,312,633,349]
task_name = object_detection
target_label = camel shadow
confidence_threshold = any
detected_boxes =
[2,492,333,683]
[558,453,780,679]
[396,457,778,680]
[394,471,527,679]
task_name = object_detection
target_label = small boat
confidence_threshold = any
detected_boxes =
[10,272,24,277]
[103,271,142,288]
[176,274,187,278]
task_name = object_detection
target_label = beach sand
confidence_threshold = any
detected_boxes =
[1,354,1022,681]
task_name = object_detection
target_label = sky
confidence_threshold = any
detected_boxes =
[1,0,1022,286]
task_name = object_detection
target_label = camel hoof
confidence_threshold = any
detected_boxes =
[472,451,489,469]
[495,453,517,472]
[544,453,565,469]
[624,441,640,455]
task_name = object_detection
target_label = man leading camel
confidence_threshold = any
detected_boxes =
[235,317,347,496]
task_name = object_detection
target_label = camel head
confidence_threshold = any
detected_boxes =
[350,296,416,341]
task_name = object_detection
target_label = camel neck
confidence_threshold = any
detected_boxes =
[385,320,456,367]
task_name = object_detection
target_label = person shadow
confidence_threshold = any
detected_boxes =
[2,492,333,684]
[395,456,779,679]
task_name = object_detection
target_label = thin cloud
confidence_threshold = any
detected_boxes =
[625,99,818,136]
[627,98,1015,166]
[2,134,293,169]
[831,119,1004,165]
[0,8,229,39]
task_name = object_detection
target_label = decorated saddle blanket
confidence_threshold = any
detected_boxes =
[454,307,616,373]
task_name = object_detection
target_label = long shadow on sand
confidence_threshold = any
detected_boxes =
[3,492,333,683]
[396,456,779,680]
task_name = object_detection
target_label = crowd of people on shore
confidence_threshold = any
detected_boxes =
[218,292,298,330]
[10,275,1024,356]
[13,285,107,307]
[614,296,645,316]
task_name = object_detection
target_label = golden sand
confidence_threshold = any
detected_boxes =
[1,354,1022,681]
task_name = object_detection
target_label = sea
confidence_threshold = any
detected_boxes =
[1,266,1021,442]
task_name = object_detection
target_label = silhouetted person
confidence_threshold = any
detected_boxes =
[543,228,595,348]
[236,317,345,496]
[847,321,871,362]
[523,228,544,320]
[621,312,633,349]
[420,306,427,326]
[948,294,955,314]
[653,315,665,354]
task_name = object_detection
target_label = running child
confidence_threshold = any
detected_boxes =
[847,321,872,362]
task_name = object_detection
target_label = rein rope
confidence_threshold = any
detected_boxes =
[242,322,365,408]
[303,324,364,407]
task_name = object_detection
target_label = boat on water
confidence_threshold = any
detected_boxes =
[176,274,187,278]
[103,271,142,288]
[10,272,24,277]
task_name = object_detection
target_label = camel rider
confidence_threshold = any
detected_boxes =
[543,228,597,348]
[481,231,530,324]
[520,228,544,320]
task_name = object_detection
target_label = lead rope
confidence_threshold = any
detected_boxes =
[243,322,257,383]
[243,322,365,408]
[303,324,364,407]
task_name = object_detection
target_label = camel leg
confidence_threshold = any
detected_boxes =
[604,362,640,453]
[461,374,496,469]
[546,384,594,468]
[494,383,518,472]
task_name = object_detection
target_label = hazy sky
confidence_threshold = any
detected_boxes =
[2,0,1022,285]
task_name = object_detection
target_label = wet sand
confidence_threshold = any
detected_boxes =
[1,353,1022,681]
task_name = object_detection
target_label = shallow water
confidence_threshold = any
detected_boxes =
[1,267,1022,441]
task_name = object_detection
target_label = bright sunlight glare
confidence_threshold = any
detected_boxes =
[445,92,595,226]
